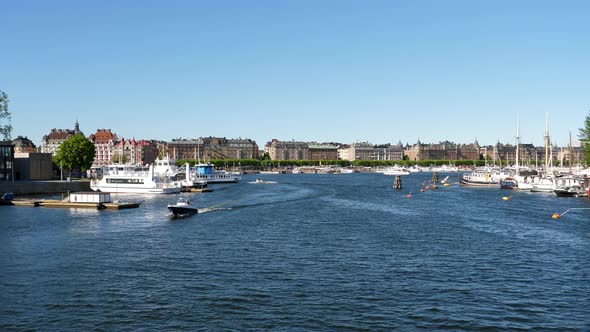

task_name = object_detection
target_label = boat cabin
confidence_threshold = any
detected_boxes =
[69,192,111,203]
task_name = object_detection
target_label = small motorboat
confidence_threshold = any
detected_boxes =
[249,178,277,184]
[553,184,584,197]
[500,177,517,189]
[167,197,199,217]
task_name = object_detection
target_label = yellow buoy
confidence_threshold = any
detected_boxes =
[502,196,512,201]
[552,213,560,219]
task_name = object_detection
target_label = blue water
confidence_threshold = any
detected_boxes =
[1,173,589,330]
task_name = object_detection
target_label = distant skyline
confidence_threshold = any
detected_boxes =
[3,0,589,148]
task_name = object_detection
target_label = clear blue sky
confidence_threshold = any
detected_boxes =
[3,0,589,148]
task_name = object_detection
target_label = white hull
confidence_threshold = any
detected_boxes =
[382,166,411,176]
[193,175,240,183]
[461,168,512,187]
[91,184,180,194]
[383,170,410,176]
[90,164,182,194]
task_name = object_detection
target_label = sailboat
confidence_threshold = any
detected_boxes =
[530,113,556,192]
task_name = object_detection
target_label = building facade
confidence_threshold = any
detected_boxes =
[88,129,118,167]
[112,139,159,165]
[373,143,404,161]
[166,137,259,161]
[266,140,309,160]
[405,140,481,161]
[40,120,84,155]
[12,136,37,153]
[14,152,53,180]
[308,143,339,160]
[0,141,14,181]
[347,142,374,161]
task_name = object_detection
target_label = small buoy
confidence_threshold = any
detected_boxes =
[552,213,560,219]
[419,189,424,193]
[444,183,450,187]
[425,186,430,190]
[405,193,412,198]
[502,196,511,201]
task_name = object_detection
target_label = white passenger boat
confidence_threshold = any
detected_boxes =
[460,167,512,187]
[382,165,410,176]
[191,163,240,183]
[90,164,181,194]
[430,164,459,172]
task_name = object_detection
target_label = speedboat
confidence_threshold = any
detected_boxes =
[249,178,277,184]
[167,197,199,217]
[500,177,517,189]
[553,177,585,197]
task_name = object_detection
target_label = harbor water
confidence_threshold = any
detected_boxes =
[1,173,589,330]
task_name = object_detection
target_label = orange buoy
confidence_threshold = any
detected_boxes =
[552,213,560,219]
[502,196,512,201]
[405,193,412,198]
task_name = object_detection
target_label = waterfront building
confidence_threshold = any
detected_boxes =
[14,152,53,180]
[167,138,201,161]
[556,145,585,167]
[459,141,480,160]
[166,137,259,161]
[405,140,480,161]
[0,140,15,181]
[337,144,351,160]
[373,142,404,161]
[266,139,309,160]
[339,142,404,161]
[88,129,118,167]
[12,136,37,153]
[40,120,84,155]
[226,138,259,160]
[308,143,339,161]
[112,139,159,165]
[348,142,374,161]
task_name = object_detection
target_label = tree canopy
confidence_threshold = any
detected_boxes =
[579,110,590,165]
[53,134,96,175]
[0,90,12,140]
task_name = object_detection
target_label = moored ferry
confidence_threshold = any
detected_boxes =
[90,164,181,194]
[460,167,513,187]
[191,163,240,183]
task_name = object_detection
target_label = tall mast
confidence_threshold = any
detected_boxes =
[569,130,573,174]
[544,112,550,171]
[515,113,520,175]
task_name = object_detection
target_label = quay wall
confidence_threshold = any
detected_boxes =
[0,180,91,195]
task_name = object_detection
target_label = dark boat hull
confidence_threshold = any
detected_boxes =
[553,188,583,197]
[167,205,199,217]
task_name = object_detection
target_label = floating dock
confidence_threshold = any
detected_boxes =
[1,192,140,210]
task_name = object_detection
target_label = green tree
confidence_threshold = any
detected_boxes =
[0,90,12,140]
[53,134,96,176]
[579,110,590,165]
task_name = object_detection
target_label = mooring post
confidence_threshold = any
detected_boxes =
[393,175,402,189]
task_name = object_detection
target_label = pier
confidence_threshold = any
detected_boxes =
[1,191,140,210]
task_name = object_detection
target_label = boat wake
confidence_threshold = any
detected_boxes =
[197,206,232,214]
[197,184,318,213]
[321,196,419,217]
